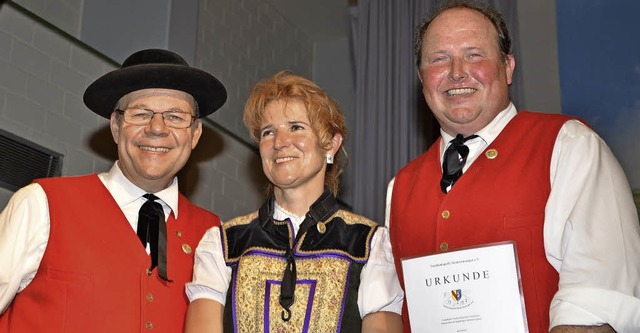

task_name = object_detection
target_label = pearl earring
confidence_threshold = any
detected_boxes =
[326,154,334,164]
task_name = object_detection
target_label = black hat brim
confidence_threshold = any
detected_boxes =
[83,63,227,119]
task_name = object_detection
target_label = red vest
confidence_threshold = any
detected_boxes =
[0,175,219,333]
[390,111,576,333]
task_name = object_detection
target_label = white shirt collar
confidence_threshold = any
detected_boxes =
[98,162,180,218]
[273,201,305,236]
[440,102,518,153]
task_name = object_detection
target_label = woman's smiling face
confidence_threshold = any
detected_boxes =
[258,99,329,194]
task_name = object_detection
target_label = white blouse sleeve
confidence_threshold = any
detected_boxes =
[185,226,232,305]
[358,226,404,317]
[0,183,50,314]
[546,120,640,330]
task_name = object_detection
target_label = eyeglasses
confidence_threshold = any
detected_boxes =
[116,108,196,129]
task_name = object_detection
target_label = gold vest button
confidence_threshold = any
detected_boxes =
[441,210,451,219]
[316,222,326,234]
[485,149,498,159]
[176,231,182,238]
[145,321,153,329]
[146,269,152,276]
[146,293,153,302]
[440,242,449,252]
[182,243,192,254]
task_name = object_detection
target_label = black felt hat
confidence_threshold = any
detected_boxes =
[83,49,227,119]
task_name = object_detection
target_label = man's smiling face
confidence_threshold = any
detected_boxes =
[110,88,202,193]
[419,7,515,136]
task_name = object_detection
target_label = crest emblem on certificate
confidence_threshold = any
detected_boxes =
[443,289,473,309]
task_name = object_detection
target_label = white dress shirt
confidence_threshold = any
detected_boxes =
[186,201,405,318]
[385,103,640,331]
[0,162,178,314]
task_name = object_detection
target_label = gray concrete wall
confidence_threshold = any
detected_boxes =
[196,0,313,144]
[0,3,112,208]
[313,36,355,207]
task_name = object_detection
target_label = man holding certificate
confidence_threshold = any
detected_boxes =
[386,0,640,332]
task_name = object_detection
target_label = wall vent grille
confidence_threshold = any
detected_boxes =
[0,129,63,192]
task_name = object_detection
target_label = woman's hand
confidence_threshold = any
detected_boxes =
[362,311,403,333]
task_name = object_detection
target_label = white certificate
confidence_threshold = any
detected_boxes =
[401,241,528,332]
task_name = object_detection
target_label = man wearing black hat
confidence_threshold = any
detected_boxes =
[0,49,227,333]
